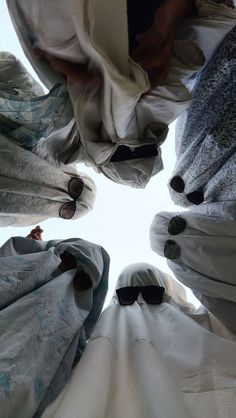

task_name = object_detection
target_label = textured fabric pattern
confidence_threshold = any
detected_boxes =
[0,236,109,418]
[170,25,236,207]
[0,52,79,165]
[0,51,44,98]
[0,83,73,151]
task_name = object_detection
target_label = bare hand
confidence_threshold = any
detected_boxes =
[131,27,173,86]
[131,0,196,86]
[26,225,43,241]
[35,49,100,86]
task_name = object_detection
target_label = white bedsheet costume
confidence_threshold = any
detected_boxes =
[7,0,236,187]
[42,263,236,418]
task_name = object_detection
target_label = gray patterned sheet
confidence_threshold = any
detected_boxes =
[169,25,236,207]
[0,236,109,418]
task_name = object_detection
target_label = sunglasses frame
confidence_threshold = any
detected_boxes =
[116,286,165,306]
[68,177,84,200]
[167,216,186,235]
[59,200,76,219]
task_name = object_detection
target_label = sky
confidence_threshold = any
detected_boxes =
[0,1,198,305]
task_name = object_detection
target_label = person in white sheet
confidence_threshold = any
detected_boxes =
[150,201,236,333]
[0,130,96,226]
[167,25,236,207]
[0,53,96,227]
[6,0,236,187]
[42,263,236,418]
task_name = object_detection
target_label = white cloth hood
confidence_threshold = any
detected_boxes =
[115,263,167,289]
[114,263,193,311]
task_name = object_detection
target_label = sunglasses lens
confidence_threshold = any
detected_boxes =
[59,250,77,271]
[73,271,93,291]
[59,201,76,219]
[168,216,186,235]
[164,240,181,260]
[116,287,139,305]
[141,286,164,305]
[68,177,84,200]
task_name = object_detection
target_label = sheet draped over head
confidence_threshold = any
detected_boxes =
[7,0,236,187]
[0,133,96,226]
[0,236,109,418]
[42,263,236,418]
[0,51,96,226]
[150,201,236,332]
[114,262,191,308]
[169,25,236,207]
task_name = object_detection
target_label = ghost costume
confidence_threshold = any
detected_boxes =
[150,201,236,332]
[169,25,236,207]
[0,236,109,418]
[7,0,236,187]
[0,132,96,227]
[0,51,96,227]
[42,263,236,418]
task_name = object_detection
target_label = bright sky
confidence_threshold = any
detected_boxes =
[1,1,198,305]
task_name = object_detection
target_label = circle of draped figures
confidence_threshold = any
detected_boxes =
[0,1,236,417]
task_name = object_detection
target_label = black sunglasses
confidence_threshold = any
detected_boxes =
[68,177,84,200]
[167,216,186,235]
[110,144,159,162]
[59,201,76,219]
[59,250,77,271]
[59,177,84,219]
[116,286,164,306]
[73,270,93,291]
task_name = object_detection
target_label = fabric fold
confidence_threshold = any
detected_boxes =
[43,263,236,418]
[150,202,236,332]
[0,236,109,418]
[7,0,235,186]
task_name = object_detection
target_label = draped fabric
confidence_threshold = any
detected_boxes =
[169,24,236,207]
[0,236,109,418]
[150,201,236,332]
[7,0,235,187]
[0,52,96,226]
[43,263,236,418]
[0,132,96,226]
[0,52,80,165]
